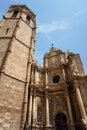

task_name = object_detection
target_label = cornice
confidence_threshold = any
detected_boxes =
[73,75,87,81]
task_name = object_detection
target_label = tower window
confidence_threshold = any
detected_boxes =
[5,28,9,35]
[12,10,18,17]
[26,15,30,22]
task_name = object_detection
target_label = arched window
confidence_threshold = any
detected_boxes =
[55,113,68,130]
[26,15,30,21]
[12,10,18,17]
[26,15,30,24]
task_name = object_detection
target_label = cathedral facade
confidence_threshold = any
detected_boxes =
[0,5,87,130]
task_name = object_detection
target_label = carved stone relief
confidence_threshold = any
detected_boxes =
[54,94,67,112]
[36,96,43,123]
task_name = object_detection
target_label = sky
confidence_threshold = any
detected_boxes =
[0,0,87,73]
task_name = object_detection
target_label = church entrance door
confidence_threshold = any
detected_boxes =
[55,113,68,130]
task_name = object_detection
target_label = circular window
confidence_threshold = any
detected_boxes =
[53,75,60,83]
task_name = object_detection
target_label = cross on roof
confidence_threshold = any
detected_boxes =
[52,43,54,48]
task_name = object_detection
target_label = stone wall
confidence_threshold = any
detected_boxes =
[0,74,25,130]
[5,38,29,81]
[0,39,10,68]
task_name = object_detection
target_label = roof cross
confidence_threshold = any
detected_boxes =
[52,43,54,48]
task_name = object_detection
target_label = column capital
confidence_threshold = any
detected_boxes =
[73,80,79,86]
[44,68,49,72]
[45,92,49,98]
[33,90,36,96]
[30,88,33,95]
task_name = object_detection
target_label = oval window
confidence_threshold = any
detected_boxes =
[53,75,60,83]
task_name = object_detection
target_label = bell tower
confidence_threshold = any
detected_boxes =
[0,5,36,130]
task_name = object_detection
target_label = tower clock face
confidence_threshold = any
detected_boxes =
[53,75,60,83]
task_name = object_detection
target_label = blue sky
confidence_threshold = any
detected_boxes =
[0,0,87,73]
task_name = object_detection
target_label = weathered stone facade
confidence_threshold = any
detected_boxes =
[0,5,87,130]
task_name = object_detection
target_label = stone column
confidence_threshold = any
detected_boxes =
[45,67,51,130]
[46,93,49,126]
[45,58,48,68]
[45,70,49,124]
[74,80,87,127]
[34,67,37,85]
[20,83,29,130]
[32,91,36,127]
[28,90,33,127]
[45,92,51,130]
[66,92,75,130]
[45,72,48,88]
[28,68,34,127]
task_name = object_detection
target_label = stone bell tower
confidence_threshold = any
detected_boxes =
[0,5,36,130]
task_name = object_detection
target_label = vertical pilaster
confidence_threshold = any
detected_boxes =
[27,65,35,130]
[20,83,29,130]
[45,72,48,88]
[28,89,33,127]
[66,92,75,130]
[20,26,34,129]
[46,92,50,126]
[74,80,87,128]
[45,66,51,130]
[32,90,36,127]
[34,67,37,85]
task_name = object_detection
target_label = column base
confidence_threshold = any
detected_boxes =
[82,117,87,125]
[84,126,87,130]
[23,124,30,130]
[82,117,87,130]
[45,124,52,130]
[24,124,45,130]
[68,124,76,130]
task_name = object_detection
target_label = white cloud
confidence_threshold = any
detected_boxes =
[71,9,86,18]
[37,9,87,33]
[37,19,69,33]
[36,9,87,45]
